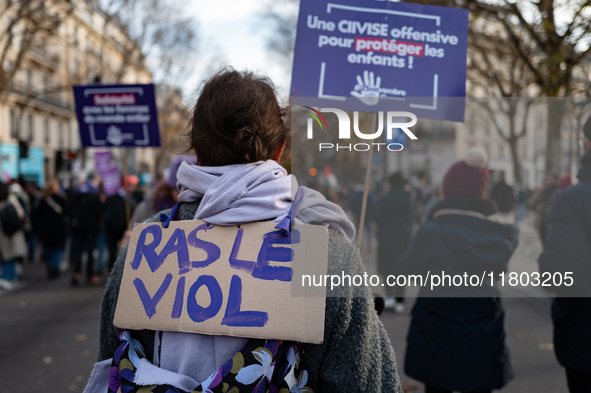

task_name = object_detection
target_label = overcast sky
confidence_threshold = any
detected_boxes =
[184,0,294,102]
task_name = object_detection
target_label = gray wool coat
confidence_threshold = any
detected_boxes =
[99,201,402,392]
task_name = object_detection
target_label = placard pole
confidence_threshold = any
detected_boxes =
[120,147,131,225]
[356,112,379,249]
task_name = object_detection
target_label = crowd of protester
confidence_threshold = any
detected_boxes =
[0,157,188,290]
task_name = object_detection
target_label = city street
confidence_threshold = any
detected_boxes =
[0,264,103,393]
[0,217,569,393]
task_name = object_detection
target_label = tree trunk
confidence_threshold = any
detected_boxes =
[545,99,566,175]
[508,136,522,185]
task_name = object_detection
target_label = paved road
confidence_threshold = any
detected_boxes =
[0,263,104,393]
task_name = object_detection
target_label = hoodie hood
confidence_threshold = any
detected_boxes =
[431,199,519,273]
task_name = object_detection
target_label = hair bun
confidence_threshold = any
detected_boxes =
[465,147,487,168]
[235,126,266,161]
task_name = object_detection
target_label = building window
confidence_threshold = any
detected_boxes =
[44,118,50,144]
[499,144,505,159]
[58,121,64,148]
[484,142,491,158]
[9,110,16,138]
[537,109,544,130]
[74,26,78,46]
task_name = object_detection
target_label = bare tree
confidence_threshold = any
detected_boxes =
[468,14,536,184]
[154,84,191,174]
[260,0,298,73]
[99,0,198,86]
[463,0,591,175]
[0,0,74,103]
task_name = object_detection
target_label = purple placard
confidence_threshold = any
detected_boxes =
[291,0,469,121]
[101,166,121,197]
[94,150,112,173]
[73,84,161,147]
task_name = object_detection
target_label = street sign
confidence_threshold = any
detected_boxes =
[73,84,161,147]
[291,0,469,121]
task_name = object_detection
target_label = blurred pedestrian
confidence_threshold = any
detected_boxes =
[0,181,27,289]
[538,118,591,393]
[398,148,519,393]
[372,172,413,312]
[8,179,31,276]
[124,174,141,214]
[515,184,529,225]
[88,69,400,393]
[103,185,129,271]
[24,181,40,263]
[490,172,515,222]
[36,179,67,279]
[71,173,103,286]
[531,172,558,247]
[422,185,441,220]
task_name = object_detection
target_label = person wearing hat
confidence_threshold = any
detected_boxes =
[538,117,591,393]
[398,148,519,393]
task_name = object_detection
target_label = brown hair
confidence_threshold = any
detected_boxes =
[42,179,59,199]
[188,68,289,166]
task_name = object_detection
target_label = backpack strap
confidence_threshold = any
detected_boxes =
[159,202,182,228]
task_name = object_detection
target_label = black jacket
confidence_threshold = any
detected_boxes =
[399,198,518,391]
[72,185,103,230]
[538,151,591,374]
[490,180,515,213]
[36,194,67,248]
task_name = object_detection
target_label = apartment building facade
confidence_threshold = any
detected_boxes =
[0,0,157,186]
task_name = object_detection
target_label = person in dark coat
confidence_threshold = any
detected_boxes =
[71,173,104,285]
[36,179,67,278]
[372,172,414,312]
[490,172,515,221]
[103,190,128,271]
[538,118,591,393]
[398,148,519,393]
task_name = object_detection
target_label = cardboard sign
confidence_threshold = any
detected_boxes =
[291,0,469,121]
[73,84,161,147]
[114,220,329,344]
